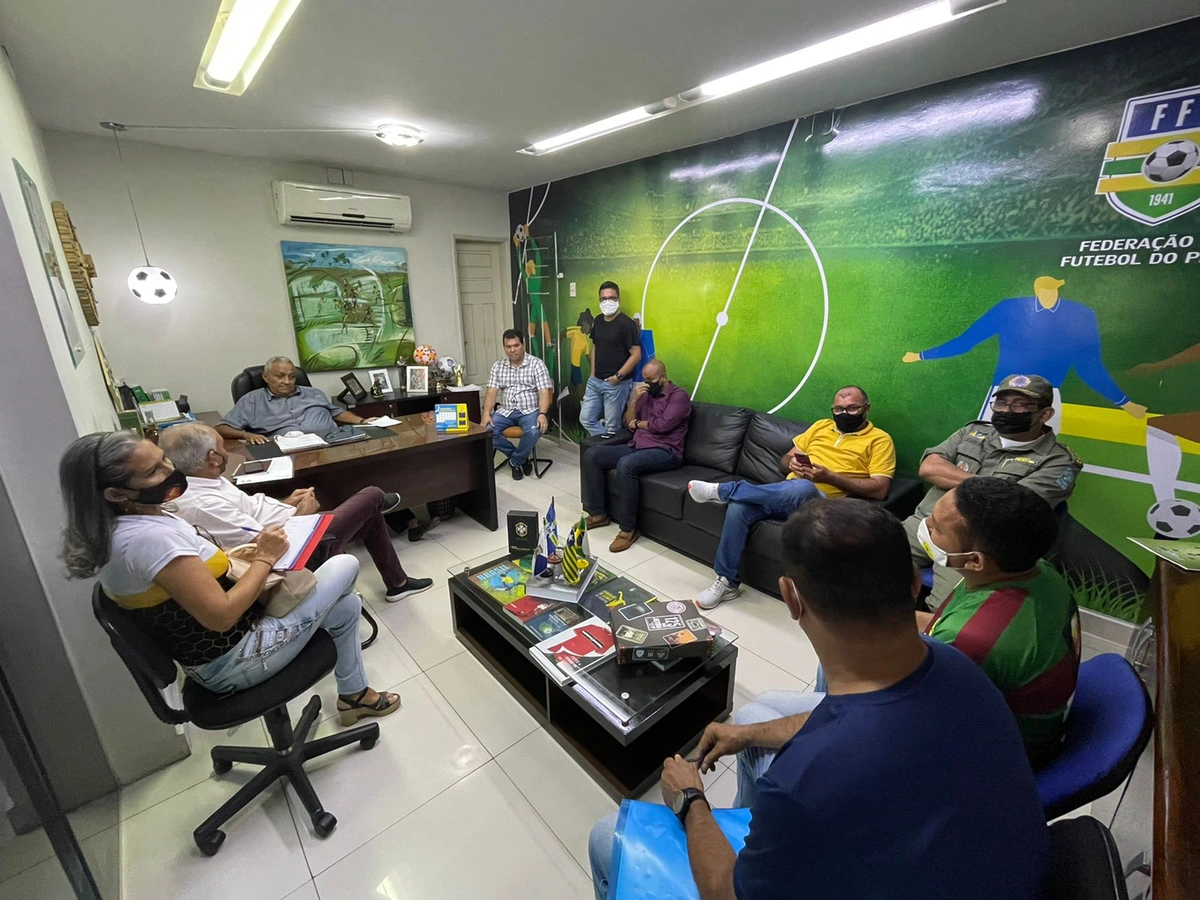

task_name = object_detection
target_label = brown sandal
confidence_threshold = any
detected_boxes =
[337,688,401,726]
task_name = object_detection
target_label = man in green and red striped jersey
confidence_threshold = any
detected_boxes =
[915,476,1081,765]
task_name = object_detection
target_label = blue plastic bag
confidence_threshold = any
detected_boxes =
[610,800,752,900]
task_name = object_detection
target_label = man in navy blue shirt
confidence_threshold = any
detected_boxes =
[588,500,1048,900]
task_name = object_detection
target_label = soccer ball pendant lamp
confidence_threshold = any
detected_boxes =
[127,267,177,304]
[102,122,178,304]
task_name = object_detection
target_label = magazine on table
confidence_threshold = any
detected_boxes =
[469,561,529,605]
[528,616,615,685]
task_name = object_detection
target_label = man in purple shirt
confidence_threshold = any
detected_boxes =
[583,359,691,552]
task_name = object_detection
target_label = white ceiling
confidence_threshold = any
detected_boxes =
[1,0,1195,192]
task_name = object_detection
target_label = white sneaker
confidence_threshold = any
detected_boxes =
[688,481,726,504]
[696,576,740,610]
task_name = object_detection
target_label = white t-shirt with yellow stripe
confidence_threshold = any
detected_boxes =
[100,514,228,609]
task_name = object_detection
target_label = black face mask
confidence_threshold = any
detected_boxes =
[647,381,665,398]
[991,410,1037,436]
[833,412,865,433]
[129,468,189,505]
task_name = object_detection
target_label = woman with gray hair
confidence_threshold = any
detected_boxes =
[60,431,401,725]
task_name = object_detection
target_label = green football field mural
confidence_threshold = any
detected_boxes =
[508,20,1200,599]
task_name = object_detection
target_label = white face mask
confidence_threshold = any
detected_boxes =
[916,517,975,569]
[599,299,619,316]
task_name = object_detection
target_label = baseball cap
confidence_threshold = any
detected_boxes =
[1034,276,1065,291]
[995,374,1054,404]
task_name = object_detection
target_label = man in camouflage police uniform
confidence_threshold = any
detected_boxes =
[904,374,1083,608]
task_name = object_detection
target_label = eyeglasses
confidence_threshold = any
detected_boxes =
[831,404,866,415]
[990,397,1041,413]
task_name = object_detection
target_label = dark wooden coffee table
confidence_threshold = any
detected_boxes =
[448,553,738,799]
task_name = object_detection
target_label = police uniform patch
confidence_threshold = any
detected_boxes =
[1057,469,1077,490]
[957,460,971,472]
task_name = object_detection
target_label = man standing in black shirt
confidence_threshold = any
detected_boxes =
[580,281,642,437]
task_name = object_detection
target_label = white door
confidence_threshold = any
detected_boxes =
[456,240,509,385]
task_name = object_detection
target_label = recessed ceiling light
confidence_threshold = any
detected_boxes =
[195,0,304,96]
[375,125,424,148]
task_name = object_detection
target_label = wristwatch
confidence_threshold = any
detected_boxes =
[672,787,708,826]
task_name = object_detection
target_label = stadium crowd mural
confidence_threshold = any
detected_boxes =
[508,20,1200,593]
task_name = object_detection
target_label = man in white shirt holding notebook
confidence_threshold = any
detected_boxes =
[160,424,434,602]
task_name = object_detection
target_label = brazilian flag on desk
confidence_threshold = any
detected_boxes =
[561,514,591,585]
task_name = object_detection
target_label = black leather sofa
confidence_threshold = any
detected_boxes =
[580,402,926,598]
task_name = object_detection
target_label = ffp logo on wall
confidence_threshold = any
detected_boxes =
[1096,85,1200,226]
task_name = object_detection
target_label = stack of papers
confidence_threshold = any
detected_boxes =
[273,514,334,571]
[139,399,188,423]
[366,415,403,427]
[275,432,328,453]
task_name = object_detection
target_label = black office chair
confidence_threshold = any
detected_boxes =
[92,585,380,856]
[1046,816,1131,900]
[230,364,312,404]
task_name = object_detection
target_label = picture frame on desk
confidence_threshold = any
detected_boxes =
[338,372,368,406]
[406,365,429,394]
[367,368,393,395]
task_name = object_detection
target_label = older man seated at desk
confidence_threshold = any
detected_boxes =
[160,424,435,600]
[216,356,378,445]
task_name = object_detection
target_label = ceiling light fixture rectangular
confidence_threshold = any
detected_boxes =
[519,106,657,156]
[700,1,960,99]
[195,0,303,96]
[516,0,1003,155]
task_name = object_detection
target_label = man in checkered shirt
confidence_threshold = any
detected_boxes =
[482,329,554,480]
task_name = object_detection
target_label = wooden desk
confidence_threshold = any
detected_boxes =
[1152,559,1200,900]
[211,413,497,530]
[348,389,482,423]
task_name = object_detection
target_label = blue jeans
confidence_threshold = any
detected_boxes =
[188,555,368,697]
[580,377,633,437]
[586,689,827,900]
[714,480,822,584]
[584,444,680,532]
[491,409,541,467]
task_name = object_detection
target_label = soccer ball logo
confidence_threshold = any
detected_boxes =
[412,345,437,365]
[127,266,176,304]
[1142,139,1200,184]
[1146,498,1200,539]
[436,356,459,377]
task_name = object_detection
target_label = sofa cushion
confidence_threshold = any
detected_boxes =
[682,404,754,473]
[637,466,730,520]
[744,516,786,564]
[735,412,811,484]
[683,492,733,538]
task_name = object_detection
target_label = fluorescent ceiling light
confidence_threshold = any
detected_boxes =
[195,0,303,96]
[515,0,1003,155]
[375,125,425,148]
[701,1,957,99]
[520,106,655,156]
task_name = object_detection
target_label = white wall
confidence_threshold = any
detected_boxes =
[42,130,512,415]
[0,52,183,785]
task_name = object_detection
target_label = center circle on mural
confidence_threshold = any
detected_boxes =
[640,198,829,414]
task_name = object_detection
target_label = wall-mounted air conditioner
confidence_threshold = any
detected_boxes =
[272,181,412,231]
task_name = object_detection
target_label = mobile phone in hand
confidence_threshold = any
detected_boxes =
[793,452,812,467]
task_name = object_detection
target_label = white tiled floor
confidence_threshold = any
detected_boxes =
[20,444,825,900]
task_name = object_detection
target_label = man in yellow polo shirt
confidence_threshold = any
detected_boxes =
[689,386,896,609]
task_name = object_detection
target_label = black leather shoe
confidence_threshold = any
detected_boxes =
[407,517,441,542]
[521,461,533,477]
[511,464,524,481]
